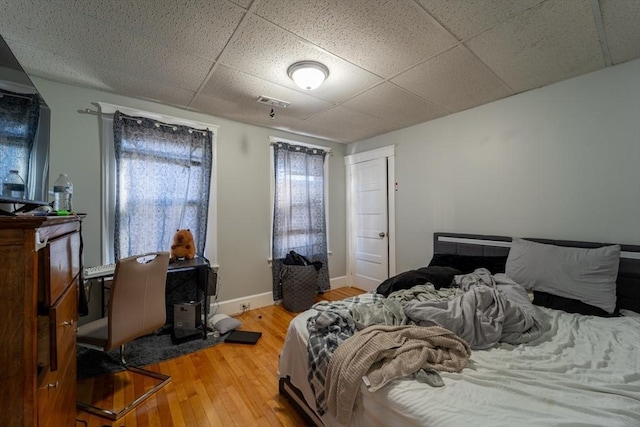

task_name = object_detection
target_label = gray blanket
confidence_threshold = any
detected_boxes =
[404,269,547,350]
[350,284,464,328]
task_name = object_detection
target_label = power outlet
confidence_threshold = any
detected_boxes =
[241,303,250,312]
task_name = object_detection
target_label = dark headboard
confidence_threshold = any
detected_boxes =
[433,232,640,313]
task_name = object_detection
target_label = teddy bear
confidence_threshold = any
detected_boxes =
[170,229,196,260]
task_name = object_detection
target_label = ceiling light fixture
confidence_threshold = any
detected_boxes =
[287,61,329,91]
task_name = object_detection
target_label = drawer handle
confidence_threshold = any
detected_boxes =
[47,381,59,389]
[60,320,74,327]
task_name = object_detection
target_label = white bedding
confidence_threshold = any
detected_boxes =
[278,301,640,427]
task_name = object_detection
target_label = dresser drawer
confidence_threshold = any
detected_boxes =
[37,350,77,427]
[40,231,80,307]
[48,283,77,372]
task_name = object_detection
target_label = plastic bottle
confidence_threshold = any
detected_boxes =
[2,170,26,199]
[53,173,73,211]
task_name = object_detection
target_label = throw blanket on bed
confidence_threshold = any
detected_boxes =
[308,285,467,414]
[325,325,471,425]
[404,269,547,349]
[306,293,385,415]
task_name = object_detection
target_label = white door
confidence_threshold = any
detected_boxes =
[352,157,389,291]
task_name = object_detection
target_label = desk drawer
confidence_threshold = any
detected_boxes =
[48,283,77,372]
[41,232,80,307]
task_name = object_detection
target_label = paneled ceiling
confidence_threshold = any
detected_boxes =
[0,0,638,143]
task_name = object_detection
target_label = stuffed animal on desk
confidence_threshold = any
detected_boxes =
[170,229,196,260]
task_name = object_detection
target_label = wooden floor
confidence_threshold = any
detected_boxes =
[75,286,364,427]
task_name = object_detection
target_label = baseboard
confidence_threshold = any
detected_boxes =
[330,275,348,288]
[211,291,274,316]
[210,275,350,316]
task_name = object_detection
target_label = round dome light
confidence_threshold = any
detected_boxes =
[287,61,329,91]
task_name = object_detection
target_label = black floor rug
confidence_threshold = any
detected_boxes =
[77,330,223,380]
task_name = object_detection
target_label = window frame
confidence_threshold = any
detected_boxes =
[98,102,218,264]
[268,136,331,262]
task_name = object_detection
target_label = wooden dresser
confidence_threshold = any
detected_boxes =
[0,216,82,427]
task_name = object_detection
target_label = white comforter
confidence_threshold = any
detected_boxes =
[278,304,640,427]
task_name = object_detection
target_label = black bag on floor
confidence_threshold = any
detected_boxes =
[284,250,323,271]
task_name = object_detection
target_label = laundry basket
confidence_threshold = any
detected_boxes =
[281,264,318,312]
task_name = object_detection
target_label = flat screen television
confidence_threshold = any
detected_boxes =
[0,34,51,214]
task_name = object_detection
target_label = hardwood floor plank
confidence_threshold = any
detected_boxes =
[75,286,364,426]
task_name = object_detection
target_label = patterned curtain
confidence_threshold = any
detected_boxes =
[113,111,212,259]
[0,89,40,197]
[272,142,330,300]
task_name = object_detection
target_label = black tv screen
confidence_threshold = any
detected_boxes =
[0,34,50,211]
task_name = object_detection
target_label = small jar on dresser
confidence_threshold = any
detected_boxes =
[0,215,84,427]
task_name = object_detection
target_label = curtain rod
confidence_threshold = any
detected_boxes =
[81,108,209,135]
[270,141,333,156]
[270,140,332,153]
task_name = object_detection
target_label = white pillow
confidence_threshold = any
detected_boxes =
[505,238,620,314]
[208,313,242,334]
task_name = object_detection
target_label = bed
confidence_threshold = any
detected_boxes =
[277,232,640,427]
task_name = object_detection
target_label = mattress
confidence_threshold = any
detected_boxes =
[278,298,640,427]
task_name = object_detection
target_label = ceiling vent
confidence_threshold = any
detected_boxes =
[257,95,290,109]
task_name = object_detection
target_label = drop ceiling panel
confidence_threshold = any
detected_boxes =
[95,71,198,108]
[2,1,214,91]
[392,46,513,113]
[600,0,640,64]
[189,93,254,124]
[1,1,86,53]
[191,92,334,142]
[466,0,605,93]
[302,105,396,143]
[10,41,198,107]
[254,0,459,78]
[6,42,114,91]
[0,0,638,144]
[6,41,199,111]
[50,0,246,61]
[415,0,543,41]
[199,65,334,120]
[229,0,253,9]
[220,14,383,103]
[342,82,447,131]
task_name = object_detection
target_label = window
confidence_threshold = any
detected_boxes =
[99,103,217,263]
[270,137,331,300]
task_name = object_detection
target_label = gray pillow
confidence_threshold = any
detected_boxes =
[209,313,242,334]
[505,238,620,314]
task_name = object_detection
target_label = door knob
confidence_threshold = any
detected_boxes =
[379,232,386,238]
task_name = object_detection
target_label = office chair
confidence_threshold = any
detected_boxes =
[76,252,171,420]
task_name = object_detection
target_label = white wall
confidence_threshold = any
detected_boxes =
[31,78,347,314]
[349,59,640,274]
